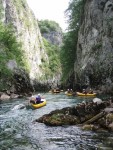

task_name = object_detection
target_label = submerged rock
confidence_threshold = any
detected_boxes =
[11,104,25,110]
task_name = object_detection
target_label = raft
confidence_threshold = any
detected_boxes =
[52,91,60,93]
[65,91,72,96]
[76,92,96,96]
[66,93,73,96]
[31,99,46,109]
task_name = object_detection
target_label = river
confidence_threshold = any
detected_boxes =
[0,92,113,150]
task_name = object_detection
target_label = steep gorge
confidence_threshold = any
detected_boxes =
[74,0,113,94]
[0,0,62,94]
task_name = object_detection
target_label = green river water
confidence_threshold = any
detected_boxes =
[0,92,113,150]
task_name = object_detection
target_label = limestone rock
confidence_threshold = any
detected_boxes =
[93,98,103,104]
[0,0,50,93]
[0,94,10,100]
[74,0,113,94]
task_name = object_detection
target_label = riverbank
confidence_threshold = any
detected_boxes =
[0,90,32,101]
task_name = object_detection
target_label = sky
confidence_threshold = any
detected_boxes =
[27,0,70,31]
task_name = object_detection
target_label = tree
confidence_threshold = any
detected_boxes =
[60,0,84,82]
[38,20,62,33]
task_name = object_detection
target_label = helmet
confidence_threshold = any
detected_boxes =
[31,96,35,100]
[38,94,40,96]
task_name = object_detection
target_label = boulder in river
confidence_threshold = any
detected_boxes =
[93,98,102,104]
[11,104,26,110]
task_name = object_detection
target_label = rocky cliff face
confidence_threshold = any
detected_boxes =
[74,0,113,93]
[42,31,63,46]
[4,0,48,78]
[38,20,63,46]
[0,0,49,93]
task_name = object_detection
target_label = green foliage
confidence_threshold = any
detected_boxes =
[0,23,24,65]
[60,32,77,81]
[38,20,62,34]
[38,19,62,79]
[13,0,35,28]
[60,0,84,82]
[13,0,27,11]
[0,22,26,85]
[0,1,4,20]
[65,0,85,30]
[42,38,61,78]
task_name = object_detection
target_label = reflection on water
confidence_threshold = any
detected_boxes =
[0,93,113,150]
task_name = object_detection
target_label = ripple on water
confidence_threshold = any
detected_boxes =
[0,93,113,150]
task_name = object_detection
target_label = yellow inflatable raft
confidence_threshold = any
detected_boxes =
[65,91,73,96]
[76,92,96,96]
[31,99,46,109]
[66,93,73,96]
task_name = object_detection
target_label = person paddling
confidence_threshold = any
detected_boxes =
[35,94,42,104]
[82,89,87,94]
[89,88,93,94]
[30,94,42,104]
[30,96,36,104]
